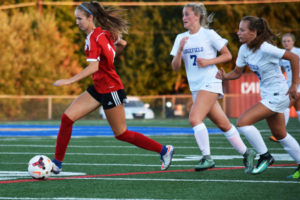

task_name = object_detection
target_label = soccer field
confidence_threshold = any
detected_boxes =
[0,118,299,200]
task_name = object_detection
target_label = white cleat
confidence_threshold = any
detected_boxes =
[51,160,62,174]
[161,145,174,170]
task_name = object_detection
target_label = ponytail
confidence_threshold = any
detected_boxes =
[242,16,276,52]
[77,1,129,40]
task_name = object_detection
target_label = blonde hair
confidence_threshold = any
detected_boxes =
[184,3,214,28]
[282,33,296,42]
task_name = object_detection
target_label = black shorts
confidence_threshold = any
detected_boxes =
[87,85,127,110]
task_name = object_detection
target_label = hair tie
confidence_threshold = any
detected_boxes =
[80,4,93,16]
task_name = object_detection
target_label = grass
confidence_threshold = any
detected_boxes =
[0,118,299,199]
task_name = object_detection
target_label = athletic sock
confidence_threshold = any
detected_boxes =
[116,129,163,154]
[54,113,74,162]
[297,111,300,123]
[238,125,268,155]
[193,123,210,156]
[284,108,290,126]
[223,124,247,155]
[278,133,300,164]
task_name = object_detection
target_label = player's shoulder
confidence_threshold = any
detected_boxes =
[201,28,219,36]
[260,42,278,51]
[292,47,300,55]
[238,43,248,52]
[90,27,109,42]
[260,42,285,56]
[176,31,189,39]
[202,27,215,33]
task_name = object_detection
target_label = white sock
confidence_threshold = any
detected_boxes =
[297,111,300,123]
[193,123,210,156]
[238,125,268,155]
[223,125,247,155]
[278,133,300,164]
[284,108,290,126]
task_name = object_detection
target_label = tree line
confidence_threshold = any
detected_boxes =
[0,0,299,95]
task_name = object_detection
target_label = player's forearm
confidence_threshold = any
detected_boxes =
[284,51,299,85]
[207,53,232,66]
[69,62,98,83]
[223,67,243,80]
[115,39,127,54]
[172,50,183,72]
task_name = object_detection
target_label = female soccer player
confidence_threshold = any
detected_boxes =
[170,3,256,173]
[270,33,300,142]
[216,16,300,178]
[51,1,174,174]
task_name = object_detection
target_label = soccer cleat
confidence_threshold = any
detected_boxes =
[251,152,274,175]
[160,145,174,170]
[287,165,300,179]
[243,149,256,174]
[195,155,215,171]
[51,159,62,174]
[269,136,278,142]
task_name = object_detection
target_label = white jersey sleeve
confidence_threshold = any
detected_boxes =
[207,29,228,51]
[236,44,248,67]
[260,42,285,59]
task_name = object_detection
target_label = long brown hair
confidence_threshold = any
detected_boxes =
[77,1,129,40]
[242,16,276,52]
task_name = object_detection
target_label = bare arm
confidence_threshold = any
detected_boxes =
[53,61,99,86]
[282,51,299,99]
[216,66,244,80]
[171,37,188,72]
[115,39,127,54]
[197,46,232,67]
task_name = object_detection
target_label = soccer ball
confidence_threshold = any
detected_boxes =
[28,155,52,179]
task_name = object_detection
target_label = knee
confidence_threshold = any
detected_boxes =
[217,122,232,132]
[236,118,247,128]
[189,114,201,127]
[112,126,127,137]
[61,113,74,124]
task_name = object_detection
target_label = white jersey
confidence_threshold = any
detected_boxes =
[279,47,300,87]
[236,42,287,98]
[170,27,227,92]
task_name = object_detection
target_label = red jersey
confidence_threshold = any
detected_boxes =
[84,27,124,93]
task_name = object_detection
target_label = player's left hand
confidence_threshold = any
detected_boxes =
[196,58,210,67]
[287,84,298,100]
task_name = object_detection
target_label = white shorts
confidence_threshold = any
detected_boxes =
[260,92,290,113]
[191,82,224,102]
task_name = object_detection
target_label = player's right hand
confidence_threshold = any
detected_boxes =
[216,67,226,80]
[53,79,71,86]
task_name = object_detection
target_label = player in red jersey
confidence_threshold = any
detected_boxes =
[51,1,174,174]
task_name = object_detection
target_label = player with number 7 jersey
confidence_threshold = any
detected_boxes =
[170,3,255,173]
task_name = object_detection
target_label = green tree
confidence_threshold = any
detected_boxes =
[0,10,82,95]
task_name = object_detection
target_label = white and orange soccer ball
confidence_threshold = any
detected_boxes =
[28,155,52,179]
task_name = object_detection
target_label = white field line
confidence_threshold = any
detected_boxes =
[0,152,294,160]
[66,177,300,184]
[0,198,176,200]
[0,144,290,151]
